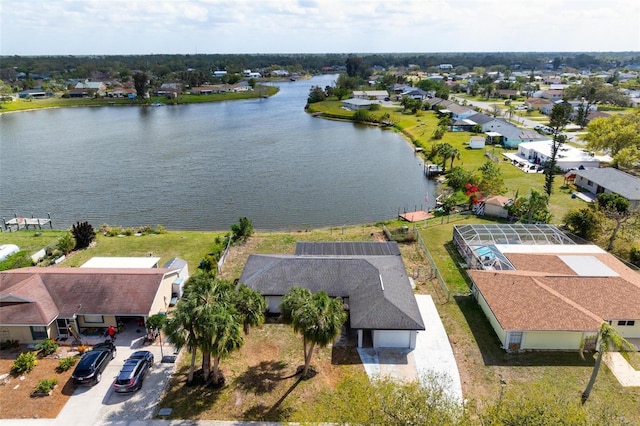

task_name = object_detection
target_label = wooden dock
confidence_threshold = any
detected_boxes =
[3,213,52,232]
[424,164,444,178]
[399,210,434,222]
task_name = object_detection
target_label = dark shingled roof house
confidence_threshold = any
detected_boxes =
[239,242,425,349]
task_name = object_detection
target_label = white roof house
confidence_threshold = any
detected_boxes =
[80,257,161,269]
[517,141,611,171]
[352,90,389,100]
[342,98,374,111]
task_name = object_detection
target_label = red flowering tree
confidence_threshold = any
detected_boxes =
[464,183,482,205]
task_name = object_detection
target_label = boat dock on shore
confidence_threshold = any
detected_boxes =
[2,213,53,232]
[424,164,444,178]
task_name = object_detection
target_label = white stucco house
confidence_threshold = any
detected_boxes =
[516,141,610,171]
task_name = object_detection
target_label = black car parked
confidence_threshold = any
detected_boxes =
[112,350,154,393]
[72,343,116,386]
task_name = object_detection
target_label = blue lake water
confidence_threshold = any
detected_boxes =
[0,74,435,231]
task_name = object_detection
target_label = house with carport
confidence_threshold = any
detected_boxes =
[453,224,640,352]
[514,141,611,171]
[0,266,181,345]
[239,242,425,349]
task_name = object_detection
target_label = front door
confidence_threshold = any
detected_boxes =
[507,331,523,352]
[56,318,69,339]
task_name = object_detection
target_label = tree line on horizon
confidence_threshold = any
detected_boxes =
[2,51,639,82]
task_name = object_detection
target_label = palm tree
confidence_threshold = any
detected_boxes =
[579,322,636,404]
[164,286,201,383]
[281,287,347,378]
[203,306,244,384]
[234,284,266,334]
[164,274,245,385]
[449,147,461,169]
[435,143,454,172]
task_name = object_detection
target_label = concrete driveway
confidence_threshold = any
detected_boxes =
[358,295,463,403]
[54,328,178,426]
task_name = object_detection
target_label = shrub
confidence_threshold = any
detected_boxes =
[231,217,254,243]
[630,247,640,267]
[57,357,76,372]
[35,339,58,356]
[71,221,96,249]
[34,378,58,394]
[0,251,34,271]
[0,339,19,350]
[353,109,372,123]
[56,232,76,254]
[12,352,38,374]
[137,225,153,235]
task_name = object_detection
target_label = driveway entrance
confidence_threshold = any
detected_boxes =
[358,295,463,403]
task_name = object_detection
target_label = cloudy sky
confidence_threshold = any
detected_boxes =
[1,0,639,55]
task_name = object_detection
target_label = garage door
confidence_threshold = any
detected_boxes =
[373,330,411,348]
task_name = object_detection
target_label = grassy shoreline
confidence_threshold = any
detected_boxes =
[0,84,279,114]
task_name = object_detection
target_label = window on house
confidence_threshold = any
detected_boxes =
[30,326,48,340]
[587,180,593,186]
[617,320,636,326]
[82,315,104,324]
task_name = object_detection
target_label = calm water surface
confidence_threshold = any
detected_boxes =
[0,75,434,231]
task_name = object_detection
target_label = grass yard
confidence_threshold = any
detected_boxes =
[1,222,639,423]
[158,322,365,422]
[415,218,640,424]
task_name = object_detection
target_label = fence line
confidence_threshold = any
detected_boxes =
[415,230,452,302]
[217,236,233,274]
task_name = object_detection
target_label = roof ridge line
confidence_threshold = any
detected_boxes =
[531,277,602,324]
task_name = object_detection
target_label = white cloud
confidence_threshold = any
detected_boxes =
[0,0,638,55]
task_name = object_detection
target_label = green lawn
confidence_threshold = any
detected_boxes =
[414,216,640,425]
[2,224,639,423]
[0,229,223,271]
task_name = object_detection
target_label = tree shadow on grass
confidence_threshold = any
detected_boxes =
[243,376,301,422]
[454,294,593,367]
[233,360,292,394]
[331,345,362,365]
[153,368,225,419]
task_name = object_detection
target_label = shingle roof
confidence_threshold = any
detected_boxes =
[469,271,602,331]
[295,242,400,256]
[0,268,176,326]
[498,125,548,141]
[239,246,424,331]
[466,112,495,125]
[575,168,640,201]
[468,252,640,332]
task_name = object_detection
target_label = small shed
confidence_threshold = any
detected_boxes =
[469,136,485,149]
[483,196,511,219]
